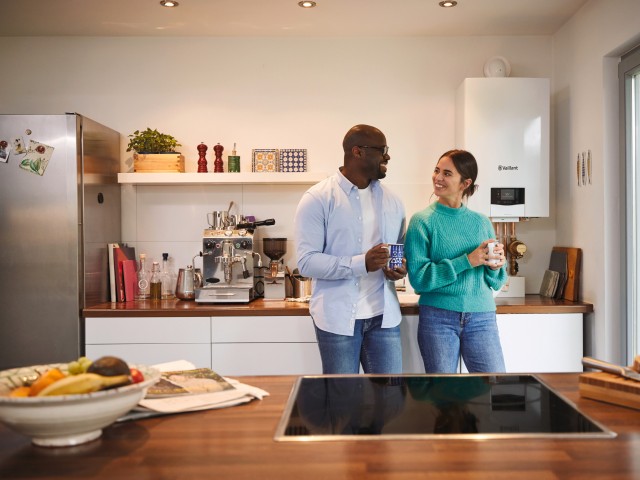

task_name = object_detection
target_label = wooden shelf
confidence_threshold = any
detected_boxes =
[117,172,327,185]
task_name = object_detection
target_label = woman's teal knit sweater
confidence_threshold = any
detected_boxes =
[405,202,507,312]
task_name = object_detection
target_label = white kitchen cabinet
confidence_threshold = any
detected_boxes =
[84,315,321,375]
[85,311,582,376]
[400,315,425,373]
[84,317,212,368]
[400,313,583,373]
[211,316,322,375]
[495,313,583,372]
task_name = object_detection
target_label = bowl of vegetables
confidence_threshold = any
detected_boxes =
[0,356,160,447]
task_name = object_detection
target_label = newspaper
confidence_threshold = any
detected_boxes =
[118,360,269,421]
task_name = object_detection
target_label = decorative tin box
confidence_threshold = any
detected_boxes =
[279,149,307,172]
[252,149,279,172]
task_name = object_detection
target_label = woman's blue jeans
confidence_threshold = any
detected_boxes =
[418,304,506,374]
[313,314,402,374]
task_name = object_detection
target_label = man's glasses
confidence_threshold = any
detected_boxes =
[358,145,389,156]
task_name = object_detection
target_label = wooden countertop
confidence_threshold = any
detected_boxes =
[83,294,593,317]
[0,373,637,479]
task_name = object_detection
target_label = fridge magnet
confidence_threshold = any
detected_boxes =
[279,149,307,172]
[252,149,279,172]
[19,140,54,176]
[0,140,9,163]
[12,136,26,155]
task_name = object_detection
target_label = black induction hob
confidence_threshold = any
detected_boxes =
[274,374,615,441]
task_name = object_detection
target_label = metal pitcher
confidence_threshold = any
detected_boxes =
[207,211,230,230]
[175,266,196,300]
[285,274,312,299]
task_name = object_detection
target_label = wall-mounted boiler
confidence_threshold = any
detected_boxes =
[455,77,550,220]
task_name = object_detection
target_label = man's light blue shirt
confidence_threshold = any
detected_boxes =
[294,169,406,336]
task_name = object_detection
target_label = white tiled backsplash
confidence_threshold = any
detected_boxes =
[121,184,307,273]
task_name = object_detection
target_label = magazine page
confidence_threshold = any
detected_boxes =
[145,368,235,398]
[118,360,269,420]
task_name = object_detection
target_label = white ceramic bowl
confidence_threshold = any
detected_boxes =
[0,363,160,447]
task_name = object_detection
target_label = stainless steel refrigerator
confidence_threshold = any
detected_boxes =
[0,114,121,370]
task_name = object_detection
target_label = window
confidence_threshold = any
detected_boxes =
[620,45,640,362]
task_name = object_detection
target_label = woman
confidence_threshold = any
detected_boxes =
[405,149,507,373]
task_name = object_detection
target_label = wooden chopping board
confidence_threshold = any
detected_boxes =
[552,246,582,302]
[579,372,640,410]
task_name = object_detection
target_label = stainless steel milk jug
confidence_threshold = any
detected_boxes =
[175,266,196,300]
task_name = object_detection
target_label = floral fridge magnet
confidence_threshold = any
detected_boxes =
[19,140,54,176]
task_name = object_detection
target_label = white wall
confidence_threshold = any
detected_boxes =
[0,35,554,287]
[553,0,640,362]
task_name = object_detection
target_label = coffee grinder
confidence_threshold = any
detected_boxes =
[262,238,287,299]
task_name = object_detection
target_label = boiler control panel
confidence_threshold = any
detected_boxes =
[490,187,525,218]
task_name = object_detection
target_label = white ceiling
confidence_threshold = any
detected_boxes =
[0,0,589,37]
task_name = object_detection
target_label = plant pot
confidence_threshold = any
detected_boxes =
[133,153,185,173]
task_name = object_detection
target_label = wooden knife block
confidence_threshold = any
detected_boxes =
[579,372,640,410]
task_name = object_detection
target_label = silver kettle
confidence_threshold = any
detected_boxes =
[176,265,200,300]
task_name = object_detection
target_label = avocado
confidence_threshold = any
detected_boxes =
[87,356,131,377]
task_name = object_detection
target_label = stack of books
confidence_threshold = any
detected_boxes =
[107,243,137,302]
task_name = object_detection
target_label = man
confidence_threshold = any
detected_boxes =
[294,124,407,374]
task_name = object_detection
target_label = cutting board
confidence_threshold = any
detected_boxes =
[579,372,640,410]
[551,247,581,301]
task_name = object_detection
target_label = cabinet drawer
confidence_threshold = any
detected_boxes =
[212,316,316,343]
[86,344,211,369]
[85,317,210,344]
[212,343,321,375]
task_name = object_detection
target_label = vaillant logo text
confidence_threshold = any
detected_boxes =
[497,165,519,171]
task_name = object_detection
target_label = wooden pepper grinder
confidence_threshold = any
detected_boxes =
[213,143,224,173]
[197,142,208,173]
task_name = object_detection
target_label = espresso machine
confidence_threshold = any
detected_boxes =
[195,215,275,303]
[262,238,287,300]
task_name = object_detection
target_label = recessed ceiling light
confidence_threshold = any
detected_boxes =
[160,0,179,7]
[439,1,457,7]
[298,1,317,8]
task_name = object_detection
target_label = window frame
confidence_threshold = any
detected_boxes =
[620,45,640,363]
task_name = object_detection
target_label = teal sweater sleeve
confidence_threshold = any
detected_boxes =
[405,202,507,313]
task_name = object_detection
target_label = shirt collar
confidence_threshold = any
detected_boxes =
[336,168,379,195]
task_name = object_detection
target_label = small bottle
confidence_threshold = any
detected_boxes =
[161,253,175,299]
[228,142,240,172]
[150,261,162,300]
[135,253,150,300]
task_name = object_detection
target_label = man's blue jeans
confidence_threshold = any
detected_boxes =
[313,314,402,374]
[418,304,506,373]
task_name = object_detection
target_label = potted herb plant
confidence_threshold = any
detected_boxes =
[127,128,185,173]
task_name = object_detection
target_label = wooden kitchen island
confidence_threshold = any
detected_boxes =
[0,373,638,479]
